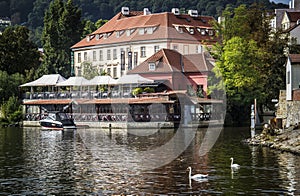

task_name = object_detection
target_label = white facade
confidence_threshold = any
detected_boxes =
[286,57,300,100]
[289,24,300,44]
[71,9,216,79]
[73,35,207,78]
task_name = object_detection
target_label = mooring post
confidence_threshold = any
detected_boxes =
[250,104,255,138]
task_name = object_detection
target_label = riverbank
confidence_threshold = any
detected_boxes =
[244,127,300,155]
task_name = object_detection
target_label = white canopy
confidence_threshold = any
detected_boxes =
[20,74,66,87]
[88,75,117,86]
[56,76,90,86]
[117,74,154,84]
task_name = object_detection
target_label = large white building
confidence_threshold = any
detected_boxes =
[71,7,218,78]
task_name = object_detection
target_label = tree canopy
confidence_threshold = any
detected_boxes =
[210,4,288,123]
[0,26,40,75]
[41,0,83,77]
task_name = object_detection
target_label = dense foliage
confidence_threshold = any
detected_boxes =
[210,4,288,124]
[41,0,83,78]
[0,26,41,75]
[0,0,288,47]
[0,96,23,126]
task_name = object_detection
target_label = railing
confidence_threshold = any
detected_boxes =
[22,91,133,100]
[23,112,178,122]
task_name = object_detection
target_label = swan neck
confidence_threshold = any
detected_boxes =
[231,158,233,166]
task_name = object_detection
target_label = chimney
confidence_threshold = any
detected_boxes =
[188,10,198,17]
[144,8,151,15]
[172,8,180,15]
[121,7,129,15]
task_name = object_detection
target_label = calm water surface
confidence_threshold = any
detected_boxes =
[0,126,299,195]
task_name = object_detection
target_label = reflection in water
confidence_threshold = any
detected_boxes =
[278,153,298,195]
[0,127,300,194]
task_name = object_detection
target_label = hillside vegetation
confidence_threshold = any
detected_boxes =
[1,0,288,25]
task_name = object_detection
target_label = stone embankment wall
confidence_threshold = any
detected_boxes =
[276,90,300,128]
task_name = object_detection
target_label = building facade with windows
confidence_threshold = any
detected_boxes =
[71,7,218,78]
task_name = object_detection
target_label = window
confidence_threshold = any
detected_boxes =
[126,29,131,36]
[107,67,111,75]
[126,29,136,36]
[93,51,96,61]
[77,67,82,76]
[146,27,153,34]
[84,52,87,61]
[139,28,145,35]
[291,37,297,45]
[196,45,202,53]
[107,49,111,60]
[99,50,103,61]
[78,53,81,63]
[128,51,132,70]
[175,26,183,33]
[134,52,138,67]
[120,50,125,70]
[172,44,178,51]
[208,30,214,36]
[113,49,117,60]
[189,28,195,34]
[140,46,146,57]
[149,62,156,71]
[116,30,124,38]
[184,45,188,54]
[113,67,117,78]
[287,71,290,84]
[154,45,160,53]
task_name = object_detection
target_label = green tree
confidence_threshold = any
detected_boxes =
[82,62,99,80]
[41,0,83,78]
[210,4,287,124]
[0,26,41,75]
[0,71,24,103]
[0,96,23,125]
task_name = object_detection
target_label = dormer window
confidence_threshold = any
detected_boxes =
[201,29,206,35]
[139,28,145,35]
[103,32,111,39]
[116,30,124,38]
[149,62,156,71]
[127,28,136,36]
[174,25,183,33]
[146,27,153,34]
[189,28,194,34]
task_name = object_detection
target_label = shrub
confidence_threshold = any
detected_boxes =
[132,87,143,96]
[144,87,155,93]
[0,96,23,124]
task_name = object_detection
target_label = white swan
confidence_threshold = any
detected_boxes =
[187,167,208,181]
[230,157,240,169]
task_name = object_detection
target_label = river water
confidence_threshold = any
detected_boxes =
[0,126,299,195]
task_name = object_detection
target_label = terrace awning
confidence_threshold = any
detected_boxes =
[88,75,117,85]
[56,76,90,86]
[19,74,66,87]
[117,74,154,84]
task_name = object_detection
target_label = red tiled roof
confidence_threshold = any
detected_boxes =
[71,11,217,49]
[286,11,300,22]
[289,54,300,63]
[127,49,214,74]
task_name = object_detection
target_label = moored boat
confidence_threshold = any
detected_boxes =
[39,111,76,130]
